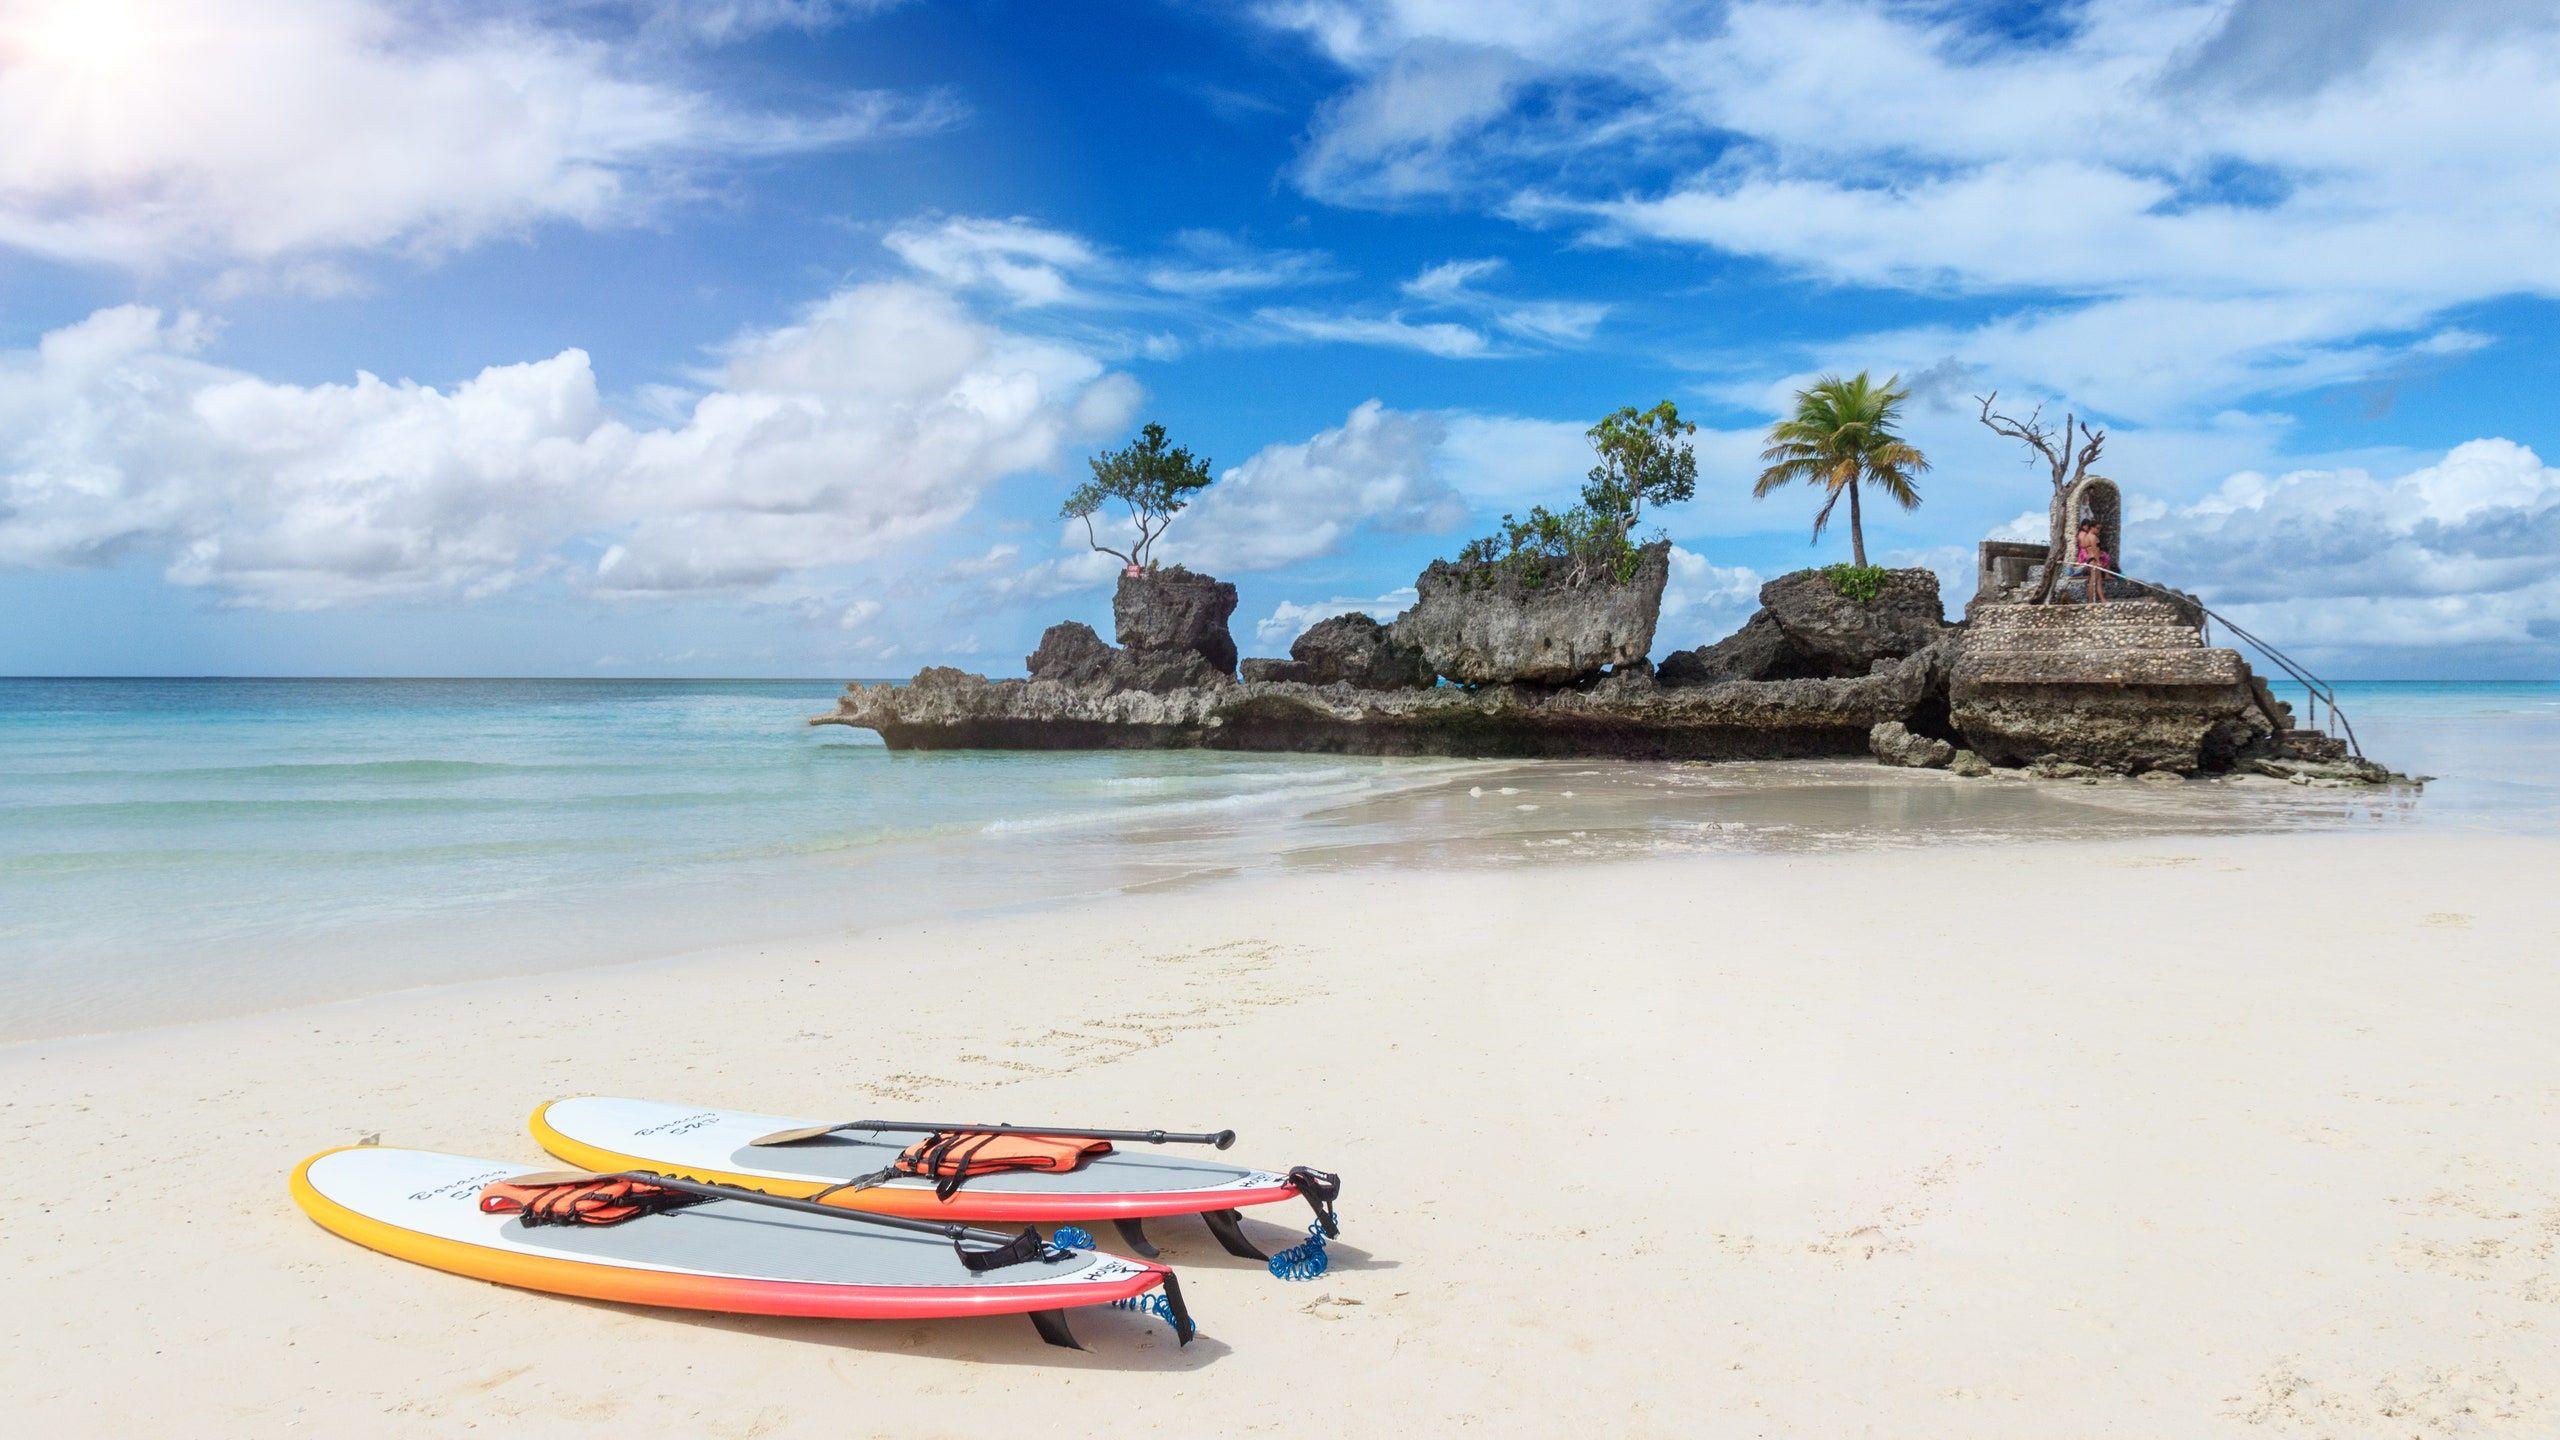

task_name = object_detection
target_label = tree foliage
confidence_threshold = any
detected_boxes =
[1456,401,1697,586]
[1059,422,1214,570]
[1753,371,1928,568]
[1584,401,1699,534]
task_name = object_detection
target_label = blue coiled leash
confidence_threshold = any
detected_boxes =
[1273,1165,1344,1281]
[1049,1227,1193,1340]
[1268,1219,1333,1281]
[1110,1290,1184,1333]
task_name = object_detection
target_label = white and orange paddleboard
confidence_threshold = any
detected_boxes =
[290,1146,1176,1343]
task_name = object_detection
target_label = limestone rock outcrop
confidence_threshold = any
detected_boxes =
[1115,566,1238,678]
[1657,612,1805,686]
[1756,567,1950,677]
[817,646,1942,759]
[1869,720,1955,769]
[1239,613,1436,690]
[1388,541,1670,686]
[1658,566,1948,685]
[1025,621,1225,696]
[818,556,2400,781]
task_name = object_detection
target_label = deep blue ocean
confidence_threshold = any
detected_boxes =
[2,677,2550,1042]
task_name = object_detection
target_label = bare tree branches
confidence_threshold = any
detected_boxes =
[1978,392,2109,603]
[1976,391,2105,493]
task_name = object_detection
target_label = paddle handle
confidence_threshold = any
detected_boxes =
[843,1120,1237,1150]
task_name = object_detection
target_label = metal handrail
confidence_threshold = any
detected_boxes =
[2040,561,2362,759]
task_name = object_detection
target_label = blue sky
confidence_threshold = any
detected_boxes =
[4,0,2559,678]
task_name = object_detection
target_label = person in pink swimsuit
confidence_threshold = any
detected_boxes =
[2068,519,2113,602]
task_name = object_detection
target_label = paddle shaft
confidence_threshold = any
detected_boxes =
[839,1120,1237,1149]
[606,1170,1031,1249]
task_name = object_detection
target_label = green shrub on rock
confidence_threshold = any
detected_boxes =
[1822,563,1891,606]
[1453,401,1697,589]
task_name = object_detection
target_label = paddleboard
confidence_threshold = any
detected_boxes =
[533,1096,1310,1226]
[291,1146,1170,1326]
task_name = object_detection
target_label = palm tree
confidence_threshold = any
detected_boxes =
[1754,372,1929,567]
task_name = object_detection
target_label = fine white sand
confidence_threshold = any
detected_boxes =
[4,830,2555,1437]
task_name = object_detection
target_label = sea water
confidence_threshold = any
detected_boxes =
[0,678,1490,1041]
[1,676,2550,1042]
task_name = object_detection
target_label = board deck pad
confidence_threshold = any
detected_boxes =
[534,1096,1305,1220]
[293,1146,1163,1320]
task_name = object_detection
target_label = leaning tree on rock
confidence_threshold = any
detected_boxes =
[1060,422,1214,572]
[1976,393,2106,603]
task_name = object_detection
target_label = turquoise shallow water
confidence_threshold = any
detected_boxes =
[0,678,1488,1041]
[1,676,2551,1042]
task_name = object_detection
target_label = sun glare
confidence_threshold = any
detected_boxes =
[7,0,148,78]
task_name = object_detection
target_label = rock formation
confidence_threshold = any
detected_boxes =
[1659,567,1948,684]
[1869,720,1955,769]
[1656,612,1805,686]
[1389,541,1670,686]
[1115,566,1238,678]
[1239,613,1435,690]
[1760,568,1950,676]
[819,647,1941,759]
[1025,621,1225,696]
[1948,599,2273,773]
[814,556,2398,783]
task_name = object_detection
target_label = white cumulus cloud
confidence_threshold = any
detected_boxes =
[1250,587,1417,650]
[1656,545,1764,651]
[0,283,1135,608]
[1170,399,1469,572]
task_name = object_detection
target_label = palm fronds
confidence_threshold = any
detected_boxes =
[1751,371,1929,565]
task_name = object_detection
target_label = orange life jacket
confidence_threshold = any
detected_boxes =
[896,1132,1111,1199]
[479,1176,704,1227]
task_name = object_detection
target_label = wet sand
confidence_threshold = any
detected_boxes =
[5,827,2555,1437]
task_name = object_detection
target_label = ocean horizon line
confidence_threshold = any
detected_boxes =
[6,673,2557,686]
[0,673,899,684]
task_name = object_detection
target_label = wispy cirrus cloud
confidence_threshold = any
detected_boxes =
[1251,307,1491,358]
[1143,229,1347,296]
[1402,257,1606,344]
[883,215,1101,307]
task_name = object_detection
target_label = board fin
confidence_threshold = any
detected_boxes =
[1201,1208,1266,1261]
[1027,1309,1082,1350]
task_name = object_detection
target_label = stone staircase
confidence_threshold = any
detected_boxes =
[1957,600,2246,690]
[1949,600,2277,772]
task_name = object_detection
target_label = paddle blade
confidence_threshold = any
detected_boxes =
[503,1168,610,1186]
[748,1122,845,1147]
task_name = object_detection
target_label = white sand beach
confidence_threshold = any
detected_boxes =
[5,827,2555,1437]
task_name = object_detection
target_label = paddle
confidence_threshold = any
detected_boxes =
[749,1119,1238,1149]
[502,1168,1056,1271]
